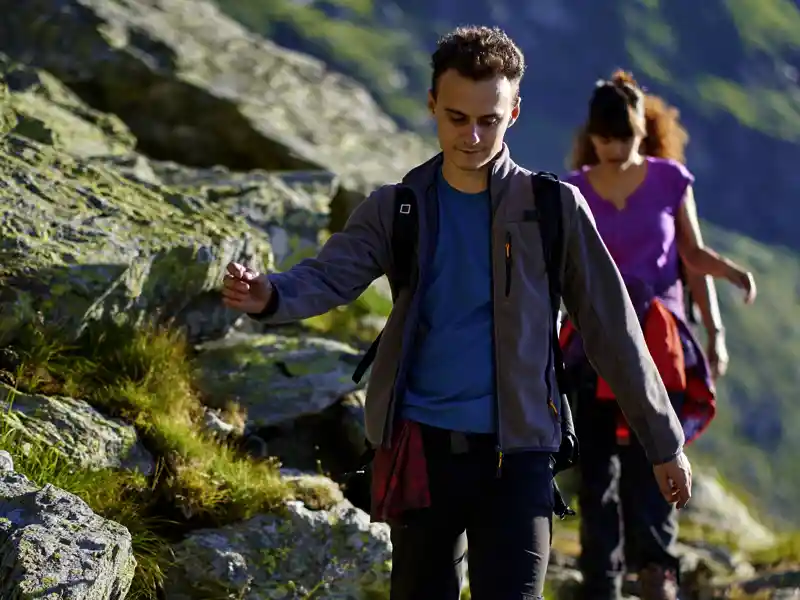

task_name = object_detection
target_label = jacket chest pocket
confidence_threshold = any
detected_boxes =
[501,215,548,299]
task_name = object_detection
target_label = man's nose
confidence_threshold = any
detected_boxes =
[465,124,481,145]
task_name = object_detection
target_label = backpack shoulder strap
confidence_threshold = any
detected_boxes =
[532,172,578,480]
[389,185,418,297]
[351,185,418,384]
[531,171,565,330]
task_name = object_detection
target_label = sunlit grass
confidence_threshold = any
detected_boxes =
[0,317,302,598]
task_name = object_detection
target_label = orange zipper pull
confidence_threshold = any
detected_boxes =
[548,398,559,416]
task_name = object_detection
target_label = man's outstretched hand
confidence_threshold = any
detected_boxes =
[653,450,692,509]
[222,262,272,314]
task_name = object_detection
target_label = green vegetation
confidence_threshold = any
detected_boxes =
[692,224,800,523]
[0,317,318,598]
[303,282,392,345]
[623,0,800,141]
[724,0,800,54]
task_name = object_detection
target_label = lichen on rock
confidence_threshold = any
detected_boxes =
[0,54,136,158]
[0,132,272,344]
[0,383,155,475]
[131,160,336,270]
[0,0,436,213]
[0,471,136,599]
[164,499,391,600]
[194,331,365,430]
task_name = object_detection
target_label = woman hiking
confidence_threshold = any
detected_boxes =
[559,70,757,600]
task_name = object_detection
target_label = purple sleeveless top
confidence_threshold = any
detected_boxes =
[564,156,694,320]
[564,158,716,443]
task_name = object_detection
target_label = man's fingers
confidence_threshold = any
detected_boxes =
[226,262,245,278]
[222,288,248,302]
[672,465,692,509]
[223,274,251,292]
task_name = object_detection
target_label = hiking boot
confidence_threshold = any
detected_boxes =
[638,564,679,600]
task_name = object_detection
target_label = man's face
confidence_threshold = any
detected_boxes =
[428,69,519,172]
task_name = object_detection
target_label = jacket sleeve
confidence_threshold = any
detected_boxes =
[250,184,395,324]
[559,182,685,464]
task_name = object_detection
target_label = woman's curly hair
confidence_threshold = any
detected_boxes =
[568,69,689,170]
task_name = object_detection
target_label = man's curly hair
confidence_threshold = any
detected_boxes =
[430,26,525,99]
[569,69,689,169]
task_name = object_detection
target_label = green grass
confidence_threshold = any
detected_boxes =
[724,0,800,54]
[623,0,800,142]
[0,317,349,598]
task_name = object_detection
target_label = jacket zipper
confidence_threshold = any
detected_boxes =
[504,232,512,297]
[487,174,505,478]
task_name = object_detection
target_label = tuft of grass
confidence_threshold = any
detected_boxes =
[9,318,292,522]
[0,316,300,597]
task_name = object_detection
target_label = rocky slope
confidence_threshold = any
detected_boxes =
[0,0,435,229]
[0,1,797,599]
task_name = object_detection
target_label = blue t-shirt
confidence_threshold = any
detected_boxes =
[401,171,496,433]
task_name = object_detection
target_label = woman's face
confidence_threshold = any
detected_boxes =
[590,134,642,166]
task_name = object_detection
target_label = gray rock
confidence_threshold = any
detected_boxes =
[164,498,391,599]
[0,471,136,599]
[135,160,334,271]
[0,128,272,344]
[724,570,800,598]
[202,407,238,440]
[0,383,154,476]
[0,0,435,205]
[194,332,364,429]
[0,55,135,159]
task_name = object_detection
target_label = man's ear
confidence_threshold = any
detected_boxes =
[427,89,436,115]
[508,96,521,127]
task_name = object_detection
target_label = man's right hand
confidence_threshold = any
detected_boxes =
[222,262,273,314]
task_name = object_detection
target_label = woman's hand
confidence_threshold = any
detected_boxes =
[726,267,757,305]
[676,188,757,305]
[707,330,729,380]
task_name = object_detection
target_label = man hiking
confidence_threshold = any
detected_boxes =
[222,26,692,600]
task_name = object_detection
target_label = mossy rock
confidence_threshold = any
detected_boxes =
[0,471,136,599]
[0,0,435,207]
[194,332,364,429]
[0,132,273,344]
[0,54,135,158]
[0,382,154,476]
[164,498,391,599]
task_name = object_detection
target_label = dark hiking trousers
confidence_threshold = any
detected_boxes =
[389,422,554,600]
[572,365,682,600]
